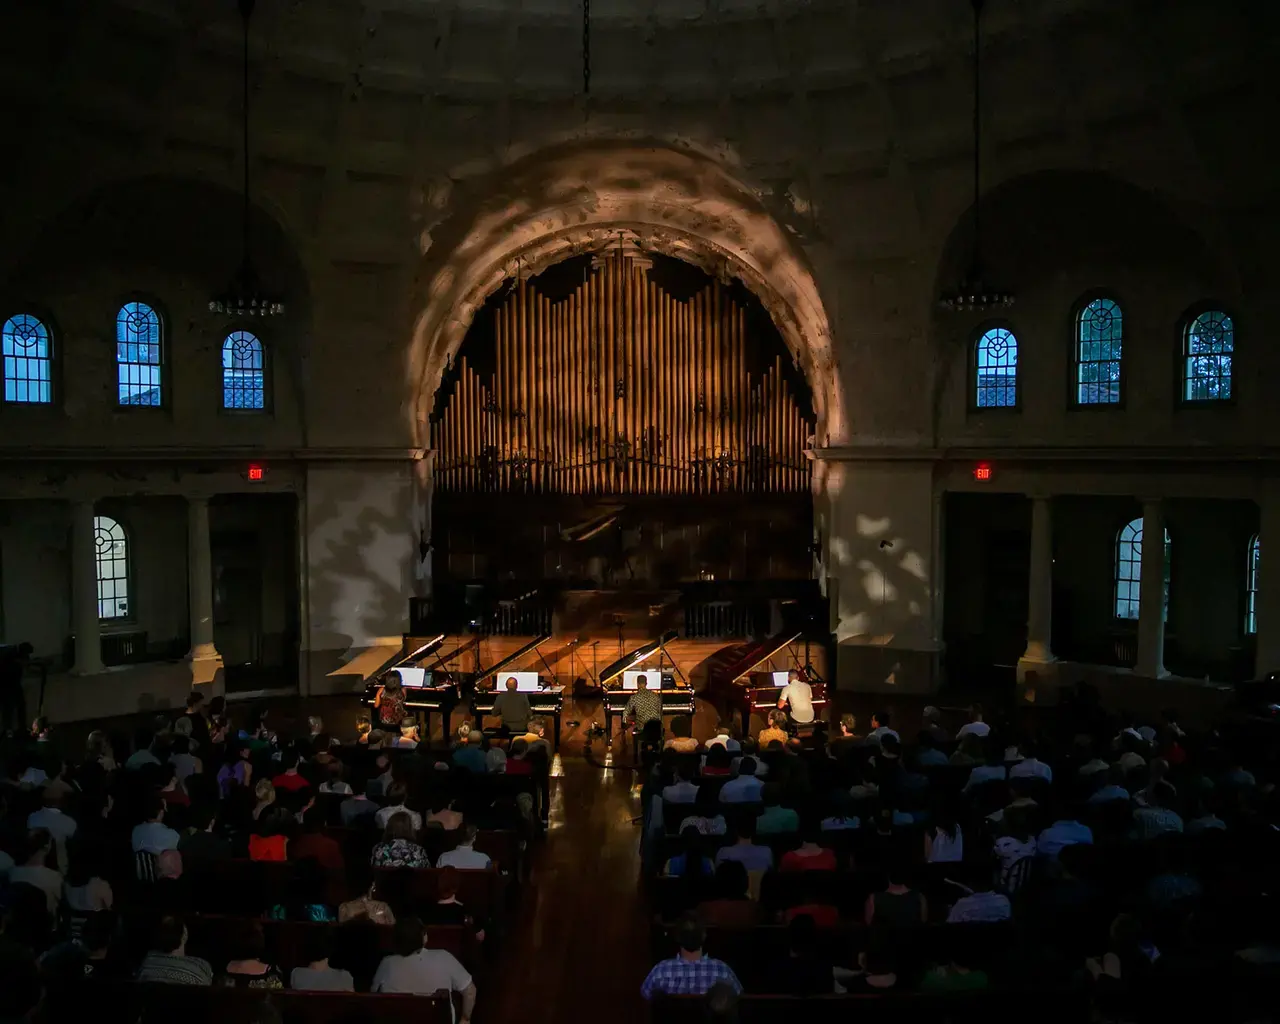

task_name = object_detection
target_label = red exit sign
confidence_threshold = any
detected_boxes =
[973,463,993,482]
[246,464,266,482]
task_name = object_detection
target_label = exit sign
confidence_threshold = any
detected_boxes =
[246,464,266,482]
[973,463,993,482]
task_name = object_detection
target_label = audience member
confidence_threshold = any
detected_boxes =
[135,915,213,986]
[372,915,477,1022]
[371,812,431,868]
[437,825,492,870]
[641,916,741,999]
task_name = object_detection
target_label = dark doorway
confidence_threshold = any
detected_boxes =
[943,492,1031,694]
[210,493,300,691]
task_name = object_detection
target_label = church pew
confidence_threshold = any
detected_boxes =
[45,983,451,1024]
[183,915,478,973]
[650,990,1090,1024]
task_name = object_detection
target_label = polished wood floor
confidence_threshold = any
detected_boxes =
[477,752,651,1024]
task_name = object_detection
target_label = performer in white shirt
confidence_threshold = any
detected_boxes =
[777,669,815,728]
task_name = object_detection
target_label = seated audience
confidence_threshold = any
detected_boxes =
[218,920,284,989]
[719,758,764,803]
[662,763,700,804]
[864,862,927,929]
[666,716,699,754]
[290,928,355,992]
[339,864,396,925]
[707,721,741,752]
[764,914,833,995]
[372,915,477,1019]
[506,737,536,774]
[679,789,728,836]
[131,797,180,855]
[641,916,741,999]
[393,721,420,749]
[375,781,423,831]
[924,804,964,863]
[426,792,464,831]
[866,711,899,745]
[757,711,789,749]
[271,751,310,793]
[714,817,774,873]
[779,827,837,872]
[665,826,715,878]
[1131,781,1184,840]
[371,812,431,868]
[251,779,277,822]
[27,785,76,871]
[339,772,378,826]
[956,703,990,739]
[288,804,344,869]
[695,860,758,927]
[424,865,487,942]
[946,887,1012,923]
[755,786,799,834]
[248,806,291,862]
[136,915,213,986]
[1037,806,1094,861]
[437,824,492,870]
[10,829,63,916]
[39,910,126,982]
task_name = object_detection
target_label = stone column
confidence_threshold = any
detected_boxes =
[70,499,104,676]
[1255,488,1280,677]
[186,496,223,687]
[1134,499,1168,679]
[1017,496,1055,697]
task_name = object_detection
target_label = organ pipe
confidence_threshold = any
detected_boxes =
[431,247,813,497]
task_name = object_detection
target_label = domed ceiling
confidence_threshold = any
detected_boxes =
[0,0,1275,268]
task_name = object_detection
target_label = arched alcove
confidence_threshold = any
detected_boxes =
[407,140,844,448]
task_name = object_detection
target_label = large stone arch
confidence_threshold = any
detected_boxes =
[407,140,844,448]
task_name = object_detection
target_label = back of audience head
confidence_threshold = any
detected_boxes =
[383,811,418,843]
[152,914,187,954]
[839,713,857,737]
[736,756,757,777]
[391,916,426,956]
[672,716,693,740]
[714,858,749,899]
[705,745,731,770]
[673,915,705,954]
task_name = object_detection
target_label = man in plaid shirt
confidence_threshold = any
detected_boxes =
[640,918,742,999]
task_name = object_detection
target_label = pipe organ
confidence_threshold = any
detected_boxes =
[432,247,814,497]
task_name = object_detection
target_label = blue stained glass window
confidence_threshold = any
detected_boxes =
[1076,298,1122,405]
[1183,309,1233,402]
[116,301,163,407]
[1115,517,1170,621]
[974,327,1019,408]
[2,313,53,404]
[222,330,266,410]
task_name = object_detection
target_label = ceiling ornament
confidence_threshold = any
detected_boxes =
[209,0,285,318]
[939,0,1014,314]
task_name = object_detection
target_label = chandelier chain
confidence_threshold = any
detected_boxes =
[582,0,591,98]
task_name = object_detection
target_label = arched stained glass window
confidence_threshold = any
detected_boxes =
[974,327,1019,408]
[1183,309,1233,402]
[2,313,53,404]
[1247,534,1260,635]
[222,330,266,410]
[1115,516,1170,621]
[116,301,163,407]
[94,515,130,621]
[1076,297,1122,405]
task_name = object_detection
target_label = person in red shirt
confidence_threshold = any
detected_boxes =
[701,745,732,777]
[272,751,311,794]
[248,806,291,862]
[779,829,837,872]
[505,738,535,775]
[289,805,344,871]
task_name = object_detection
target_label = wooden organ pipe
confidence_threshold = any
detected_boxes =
[434,247,814,497]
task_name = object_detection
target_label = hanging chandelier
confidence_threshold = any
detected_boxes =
[939,0,1014,313]
[209,0,284,317]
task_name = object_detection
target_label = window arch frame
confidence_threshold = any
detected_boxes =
[1246,533,1260,636]
[220,326,271,413]
[1070,292,1125,408]
[1179,303,1236,405]
[969,320,1021,412]
[92,513,132,623]
[1114,515,1171,623]
[114,295,167,410]
[1,307,60,407]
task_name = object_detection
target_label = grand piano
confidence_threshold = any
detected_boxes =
[471,633,566,751]
[709,629,828,737]
[360,633,463,738]
[600,630,696,741]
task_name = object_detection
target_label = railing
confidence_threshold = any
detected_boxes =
[409,590,551,637]
[683,601,769,640]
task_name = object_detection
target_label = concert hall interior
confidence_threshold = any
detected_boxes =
[0,0,1278,1021]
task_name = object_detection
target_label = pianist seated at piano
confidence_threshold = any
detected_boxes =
[776,669,816,731]
[488,676,533,737]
